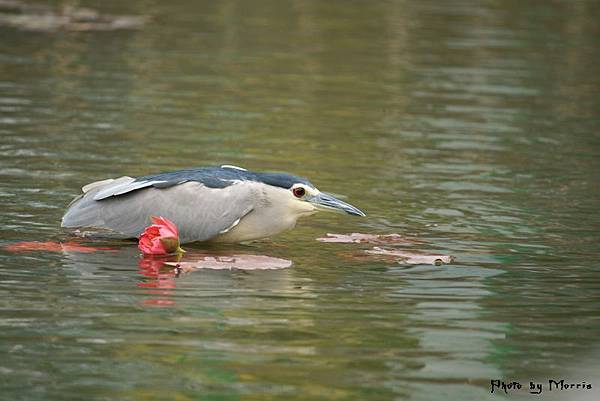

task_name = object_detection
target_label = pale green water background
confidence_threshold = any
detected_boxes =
[1,1,599,400]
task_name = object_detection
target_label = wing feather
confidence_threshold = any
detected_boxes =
[62,181,257,243]
[91,178,191,200]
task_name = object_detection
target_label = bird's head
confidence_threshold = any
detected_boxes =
[287,182,366,217]
[253,171,366,218]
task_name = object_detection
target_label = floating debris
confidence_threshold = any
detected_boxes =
[0,0,147,32]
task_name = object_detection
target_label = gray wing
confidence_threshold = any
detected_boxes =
[92,177,188,200]
[62,179,257,243]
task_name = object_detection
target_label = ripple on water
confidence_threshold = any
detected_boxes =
[0,0,599,400]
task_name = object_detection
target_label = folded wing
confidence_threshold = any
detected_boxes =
[62,178,256,243]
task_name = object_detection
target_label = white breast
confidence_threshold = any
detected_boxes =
[213,185,314,242]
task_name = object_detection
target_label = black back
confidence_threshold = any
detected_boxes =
[134,166,314,190]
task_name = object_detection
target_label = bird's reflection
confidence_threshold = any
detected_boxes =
[56,243,296,308]
[137,255,181,307]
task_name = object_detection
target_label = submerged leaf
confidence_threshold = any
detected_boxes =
[0,1,147,32]
[317,233,416,244]
[365,247,454,266]
[165,254,292,271]
[3,241,114,253]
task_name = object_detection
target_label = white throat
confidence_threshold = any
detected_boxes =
[213,184,316,242]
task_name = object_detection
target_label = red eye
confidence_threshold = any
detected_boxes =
[293,187,306,198]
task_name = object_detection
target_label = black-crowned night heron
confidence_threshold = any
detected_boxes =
[61,165,365,243]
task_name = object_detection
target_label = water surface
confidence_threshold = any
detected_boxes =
[1,1,599,400]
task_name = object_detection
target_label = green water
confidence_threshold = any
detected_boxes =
[1,1,599,400]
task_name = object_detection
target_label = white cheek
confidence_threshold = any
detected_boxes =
[292,199,317,215]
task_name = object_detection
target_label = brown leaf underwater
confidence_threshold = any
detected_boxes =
[365,247,455,266]
[165,254,292,271]
[3,241,115,253]
[316,233,418,245]
[316,233,454,266]
[0,0,147,32]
